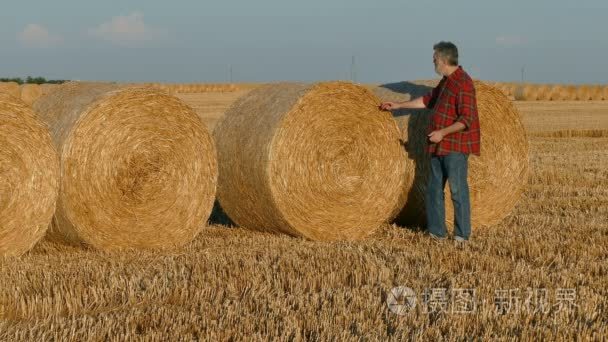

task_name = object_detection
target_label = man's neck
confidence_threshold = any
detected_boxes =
[443,65,459,77]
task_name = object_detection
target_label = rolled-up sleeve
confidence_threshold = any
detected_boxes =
[456,87,477,131]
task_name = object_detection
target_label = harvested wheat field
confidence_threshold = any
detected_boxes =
[0,85,606,340]
[176,89,255,130]
[515,101,608,134]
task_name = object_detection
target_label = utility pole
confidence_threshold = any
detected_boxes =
[350,55,357,83]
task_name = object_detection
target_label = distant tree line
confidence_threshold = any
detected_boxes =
[0,76,67,85]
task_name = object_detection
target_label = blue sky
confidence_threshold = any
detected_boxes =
[2,0,607,84]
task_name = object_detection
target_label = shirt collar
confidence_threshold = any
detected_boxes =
[447,65,464,81]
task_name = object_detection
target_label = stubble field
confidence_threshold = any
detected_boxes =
[0,88,607,340]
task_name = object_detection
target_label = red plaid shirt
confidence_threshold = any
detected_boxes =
[422,66,481,156]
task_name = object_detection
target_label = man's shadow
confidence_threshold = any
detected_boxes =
[376,81,436,232]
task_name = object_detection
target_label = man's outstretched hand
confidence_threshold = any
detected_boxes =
[379,102,398,111]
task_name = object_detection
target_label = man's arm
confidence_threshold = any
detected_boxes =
[440,122,467,135]
[454,86,476,131]
[381,82,444,111]
[380,96,426,110]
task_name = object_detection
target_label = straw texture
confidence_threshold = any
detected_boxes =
[575,85,592,101]
[536,85,552,100]
[40,84,60,97]
[589,85,603,101]
[20,84,43,106]
[213,81,407,241]
[33,82,218,250]
[547,85,566,101]
[0,82,21,99]
[374,80,529,229]
[0,93,59,257]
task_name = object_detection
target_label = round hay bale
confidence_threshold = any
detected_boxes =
[0,82,21,99]
[513,84,538,101]
[158,84,175,94]
[589,85,603,101]
[535,85,551,101]
[547,85,566,101]
[33,82,217,250]
[167,84,177,94]
[40,83,60,97]
[20,84,43,106]
[0,93,59,257]
[496,84,510,97]
[213,81,408,241]
[602,86,608,100]
[561,85,578,101]
[373,80,529,229]
[499,83,517,97]
[575,85,592,101]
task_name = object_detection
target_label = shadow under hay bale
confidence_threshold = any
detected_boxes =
[33,82,218,251]
[0,93,59,257]
[374,80,529,231]
[213,81,408,241]
[208,200,235,227]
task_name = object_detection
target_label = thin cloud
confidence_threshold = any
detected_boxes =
[17,24,63,48]
[88,11,167,46]
[495,35,527,47]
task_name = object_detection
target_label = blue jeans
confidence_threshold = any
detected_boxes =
[425,152,471,240]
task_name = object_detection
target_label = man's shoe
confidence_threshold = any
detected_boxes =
[453,236,469,243]
[427,232,447,241]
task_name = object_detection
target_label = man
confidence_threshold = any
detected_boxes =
[380,41,481,242]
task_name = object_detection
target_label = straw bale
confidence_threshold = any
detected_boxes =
[373,80,529,229]
[0,93,59,256]
[535,85,551,101]
[33,82,217,250]
[547,85,566,101]
[0,82,21,99]
[575,85,592,101]
[213,81,407,241]
[589,85,603,101]
[20,84,43,106]
[40,83,60,96]
[514,84,539,101]
[561,85,578,100]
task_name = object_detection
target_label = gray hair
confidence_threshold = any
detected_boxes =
[433,41,459,66]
